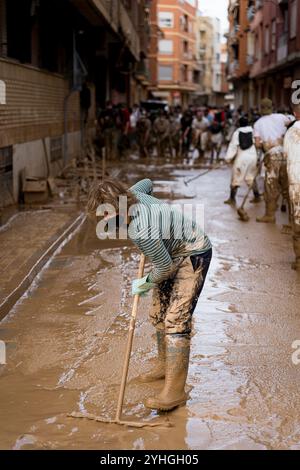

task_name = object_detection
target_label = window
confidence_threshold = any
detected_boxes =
[193,70,200,84]
[290,0,298,39]
[158,12,174,29]
[284,9,288,33]
[183,14,189,32]
[183,40,189,55]
[264,25,270,54]
[158,65,173,81]
[0,146,12,172]
[271,20,276,51]
[159,39,173,55]
[6,0,32,63]
[0,145,13,205]
[182,65,188,82]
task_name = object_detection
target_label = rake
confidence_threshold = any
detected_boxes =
[69,254,172,428]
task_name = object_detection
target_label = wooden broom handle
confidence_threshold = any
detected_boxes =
[115,254,146,421]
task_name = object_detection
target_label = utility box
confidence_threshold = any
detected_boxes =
[22,176,49,204]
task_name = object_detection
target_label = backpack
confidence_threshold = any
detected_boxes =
[210,122,222,134]
[239,131,253,150]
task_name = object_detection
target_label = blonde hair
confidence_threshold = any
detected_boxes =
[87,179,137,215]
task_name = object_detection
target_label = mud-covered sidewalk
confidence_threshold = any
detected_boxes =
[1,160,300,450]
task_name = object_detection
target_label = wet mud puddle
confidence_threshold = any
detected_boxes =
[1,162,300,449]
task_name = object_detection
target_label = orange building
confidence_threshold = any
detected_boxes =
[154,0,199,107]
[148,0,159,90]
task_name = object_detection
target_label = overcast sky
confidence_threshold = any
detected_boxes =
[198,0,229,35]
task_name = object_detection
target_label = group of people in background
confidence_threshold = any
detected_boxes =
[224,97,300,273]
[96,101,236,163]
[95,97,300,273]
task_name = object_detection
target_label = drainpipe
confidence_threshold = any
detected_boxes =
[63,89,76,166]
[63,31,87,165]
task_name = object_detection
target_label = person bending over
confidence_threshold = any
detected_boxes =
[87,179,212,411]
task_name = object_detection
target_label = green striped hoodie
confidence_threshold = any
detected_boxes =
[128,179,211,284]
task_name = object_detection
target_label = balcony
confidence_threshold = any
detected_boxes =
[119,2,140,60]
[84,1,140,60]
[89,0,119,32]
[228,60,239,77]
[277,32,288,62]
[247,5,256,23]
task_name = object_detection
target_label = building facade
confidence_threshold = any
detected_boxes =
[227,0,252,110]
[155,0,199,107]
[195,15,214,105]
[227,0,300,112]
[249,0,300,110]
[0,0,151,207]
[148,0,159,91]
[195,15,228,107]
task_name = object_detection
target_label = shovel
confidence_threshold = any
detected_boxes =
[237,185,254,222]
[237,163,263,222]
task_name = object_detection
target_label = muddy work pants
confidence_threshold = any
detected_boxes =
[157,135,171,158]
[150,249,212,335]
[263,150,289,218]
[289,183,300,267]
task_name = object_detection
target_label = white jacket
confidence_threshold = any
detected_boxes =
[284,121,300,185]
[226,126,258,187]
[254,114,290,144]
[226,126,257,162]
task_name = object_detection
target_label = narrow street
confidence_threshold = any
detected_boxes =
[1,159,300,450]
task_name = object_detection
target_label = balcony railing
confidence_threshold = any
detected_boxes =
[247,5,256,22]
[246,54,254,65]
[228,60,239,76]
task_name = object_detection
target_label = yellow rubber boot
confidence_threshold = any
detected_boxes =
[145,335,190,411]
[139,331,166,383]
[256,201,276,223]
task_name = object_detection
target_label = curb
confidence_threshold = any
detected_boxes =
[0,213,86,321]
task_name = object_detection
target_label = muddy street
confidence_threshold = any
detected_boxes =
[1,160,300,450]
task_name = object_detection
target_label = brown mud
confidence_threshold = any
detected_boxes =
[1,157,300,450]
